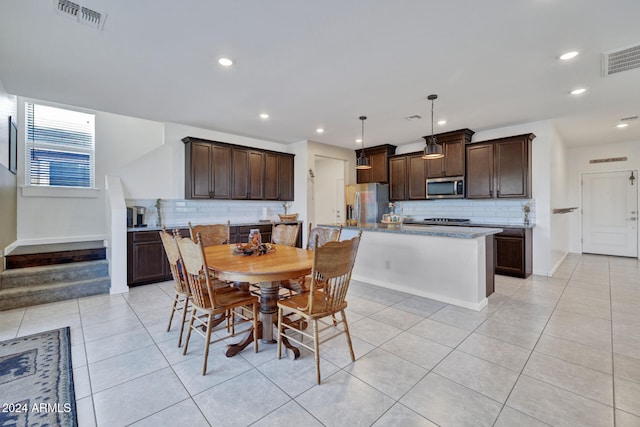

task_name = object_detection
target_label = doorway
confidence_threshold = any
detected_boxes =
[582,170,638,257]
[312,157,345,226]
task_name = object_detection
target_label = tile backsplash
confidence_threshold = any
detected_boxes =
[398,199,535,226]
[126,199,291,227]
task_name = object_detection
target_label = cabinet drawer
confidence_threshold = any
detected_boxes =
[130,230,161,242]
[497,228,525,238]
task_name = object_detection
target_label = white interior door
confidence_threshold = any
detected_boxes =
[582,171,638,257]
[336,179,345,223]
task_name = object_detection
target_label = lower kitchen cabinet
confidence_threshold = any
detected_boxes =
[494,227,532,278]
[127,222,303,286]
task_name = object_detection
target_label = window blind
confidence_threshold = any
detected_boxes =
[26,103,95,188]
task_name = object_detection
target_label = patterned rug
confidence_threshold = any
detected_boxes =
[0,327,77,427]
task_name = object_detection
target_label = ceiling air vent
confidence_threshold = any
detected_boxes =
[54,0,107,30]
[602,44,640,76]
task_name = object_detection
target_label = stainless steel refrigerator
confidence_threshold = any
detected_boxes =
[345,183,389,225]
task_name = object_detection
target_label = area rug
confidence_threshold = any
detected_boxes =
[0,327,77,427]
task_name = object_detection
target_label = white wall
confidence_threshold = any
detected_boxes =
[567,139,640,254]
[313,157,345,225]
[15,98,293,245]
[549,126,571,273]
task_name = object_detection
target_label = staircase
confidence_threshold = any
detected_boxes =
[0,241,111,311]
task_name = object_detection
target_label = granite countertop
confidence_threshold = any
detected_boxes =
[321,222,503,239]
[403,219,535,229]
[127,220,302,232]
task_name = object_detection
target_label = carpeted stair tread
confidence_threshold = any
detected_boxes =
[1,260,109,290]
[0,277,110,311]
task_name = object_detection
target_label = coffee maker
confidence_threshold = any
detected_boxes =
[127,206,147,227]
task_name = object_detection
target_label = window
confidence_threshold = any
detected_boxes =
[25,103,95,188]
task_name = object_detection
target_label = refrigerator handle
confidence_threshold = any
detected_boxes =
[355,192,360,224]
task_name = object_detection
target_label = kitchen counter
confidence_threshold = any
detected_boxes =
[403,219,535,229]
[323,222,502,239]
[127,220,302,233]
[319,222,497,311]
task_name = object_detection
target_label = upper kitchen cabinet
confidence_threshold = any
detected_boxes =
[264,152,295,201]
[389,152,428,200]
[184,139,232,199]
[356,144,397,184]
[466,133,535,199]
[182,137,295,201]
[232,148,264,199]
[426,129,474,178]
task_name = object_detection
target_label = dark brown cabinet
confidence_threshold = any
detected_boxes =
[183,137,294,201]
[389,152,429,201]
[185,141,232,199]
[356,144,396,184]
[264,153,294,201]
[466,133,534,199]
[232,149,264,200]
[425,129,474,178]
[127,228,188,286]
[494,227,532,278]
[127,222,303,286]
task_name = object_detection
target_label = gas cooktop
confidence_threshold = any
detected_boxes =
[424,218,470,223]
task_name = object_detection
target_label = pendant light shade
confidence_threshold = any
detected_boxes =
[355,115,372,170]
[422,94,444,160]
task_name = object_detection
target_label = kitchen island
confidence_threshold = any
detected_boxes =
[320,223,502,311]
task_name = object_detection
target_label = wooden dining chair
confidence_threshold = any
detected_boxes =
[188,220,231,247]
[176,234,259,375]
[276,231,362,384]
[280,223,343,296]
[159,228,191,347]
[271,223,300,247]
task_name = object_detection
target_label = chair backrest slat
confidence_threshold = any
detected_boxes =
[306,223,342,250]
[307,231,362,314]
[159,229,189,294]
[271,223,300,247]
[176,235,220,309]
[188,220,230,247]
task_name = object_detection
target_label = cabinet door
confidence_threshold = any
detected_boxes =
[211,144,232,199]
[407,154,427,199]
[264,153,279,200]
[495,234,525,276]
[278,155,294,201]
[444,139,465,177]
[425,154,444,179]
[248,150,265,199]
[466,143,494,199]
[388,156,407,201]
[356,151,372,184]
[369,151,388,183]
[495,138,530,198]
[188,142,213,199]
[128,232,170,286]
[232,149,249,199]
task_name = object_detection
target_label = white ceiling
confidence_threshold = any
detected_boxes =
[1,0,639,150]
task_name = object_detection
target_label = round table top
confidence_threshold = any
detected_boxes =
[204,244,313,283]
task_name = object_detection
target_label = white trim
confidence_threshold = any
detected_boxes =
[21,185,100,198]
[14,235,106,247]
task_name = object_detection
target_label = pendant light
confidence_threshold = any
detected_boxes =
[355,115,372,170]
[421,94,444,159]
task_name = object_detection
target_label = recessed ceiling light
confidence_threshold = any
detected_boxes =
[259,113,269,119]
[559,51,579,60]
[356,138,362,143]
[218,57,233,67]
[617,123,629,128]
[570,88,587,95]
[437,120,447,125]
[316,128,324,134]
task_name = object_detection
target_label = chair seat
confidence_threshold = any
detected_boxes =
[277,291,347,318]
[196,288,257,311]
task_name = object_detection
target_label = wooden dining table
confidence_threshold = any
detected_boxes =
[203,243,313,356]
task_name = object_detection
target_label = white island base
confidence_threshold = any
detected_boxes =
[343,228,496,311]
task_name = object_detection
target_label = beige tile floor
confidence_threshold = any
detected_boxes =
[1,253,639,426]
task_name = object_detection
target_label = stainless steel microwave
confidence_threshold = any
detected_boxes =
[426,176,464,199]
